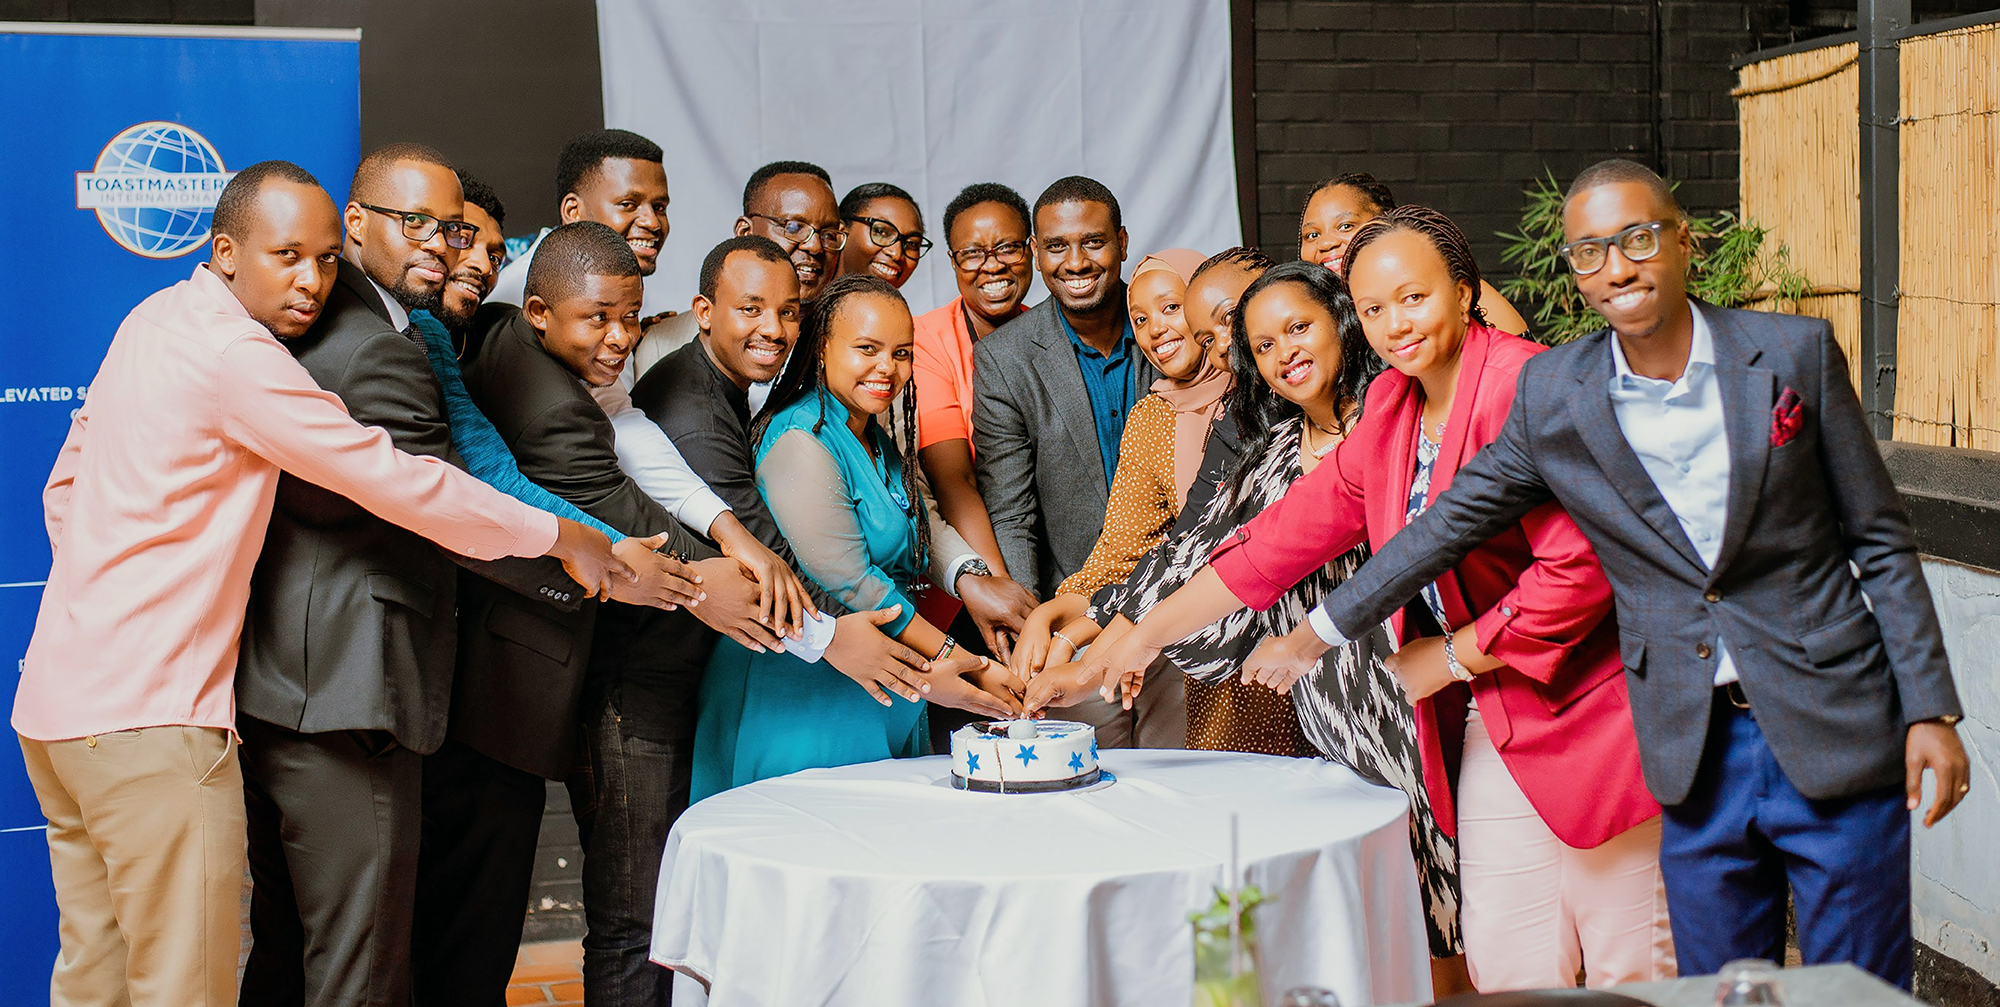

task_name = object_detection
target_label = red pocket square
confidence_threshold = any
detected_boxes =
[1771,387,1804,447]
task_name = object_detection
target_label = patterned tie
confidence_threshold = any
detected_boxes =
[401,322,424,348]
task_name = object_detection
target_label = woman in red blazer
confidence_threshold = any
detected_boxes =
[1084,208,1672,991]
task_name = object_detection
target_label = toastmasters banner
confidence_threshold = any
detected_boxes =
[0,21,359,967]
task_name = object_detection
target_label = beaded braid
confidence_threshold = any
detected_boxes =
[1342,205,1490,328]
[898,378,932,589]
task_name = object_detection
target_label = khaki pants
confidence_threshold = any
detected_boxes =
[19,727,245,1007]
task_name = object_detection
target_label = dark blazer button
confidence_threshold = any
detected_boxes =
[1697,642,1713,659]
[1704,589,1721,603]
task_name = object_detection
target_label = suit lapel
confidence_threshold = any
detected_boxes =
[1566,332,1709,573]
[1708,308,1775,581]
[336,258,393,324]
[1030,308,1112,488]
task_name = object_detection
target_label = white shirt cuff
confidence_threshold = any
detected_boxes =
[940,553,981,598]
[1307,605,1350,647]
[678,487,732,537]
[792,610,838,663]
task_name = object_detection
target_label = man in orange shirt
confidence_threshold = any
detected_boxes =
[15,161,636,1007]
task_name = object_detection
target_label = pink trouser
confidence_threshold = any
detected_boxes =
[1457,711,1676,991]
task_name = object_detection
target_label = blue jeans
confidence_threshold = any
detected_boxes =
[1660,694,1912,988]
[566,694,695,1005]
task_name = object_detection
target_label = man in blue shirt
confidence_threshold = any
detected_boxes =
[972,176,1174,747]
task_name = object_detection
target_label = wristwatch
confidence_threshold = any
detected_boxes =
[1442,633,1474,682]
[960,558,993,579]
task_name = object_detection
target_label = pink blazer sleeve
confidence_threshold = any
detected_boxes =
[1468,499,1616,683]
[216,332,558,561]
[1208,421,1373,611]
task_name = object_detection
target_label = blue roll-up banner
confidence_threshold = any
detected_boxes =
[0,22,360,970]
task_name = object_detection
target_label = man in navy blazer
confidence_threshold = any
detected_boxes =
[1268,160,1969,986]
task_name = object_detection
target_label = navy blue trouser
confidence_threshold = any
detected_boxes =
[1659,694,1912,988]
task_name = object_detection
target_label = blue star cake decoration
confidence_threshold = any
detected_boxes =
[966,752,980,773]
[1015,744,1038,766]
[1069,751,1086,772]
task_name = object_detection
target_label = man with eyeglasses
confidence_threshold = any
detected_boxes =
[1245,159,1968,987]
[625,160,845,406]
[233,143,713,1007]
[970,175,1182,750]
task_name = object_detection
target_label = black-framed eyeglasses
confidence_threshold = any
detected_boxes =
[356,203,479,250]
[847,215,933,260]
[949,240,1029,271]
[1558,220,1669,276]
[748,213,847,252]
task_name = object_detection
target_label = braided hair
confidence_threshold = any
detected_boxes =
[1224,261,1380,505]
[757,273,932,585]
[1341,204,1489,328]
[1190,245,1276,283]
[1298,171,1397,230]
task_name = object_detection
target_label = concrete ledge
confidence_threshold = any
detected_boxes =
[1883,441,2000,574]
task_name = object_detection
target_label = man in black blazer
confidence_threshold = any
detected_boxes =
[234,146,689,1007]
[1256,161,1968,986]
[972,176,1180,748]
[460,221,776,1006]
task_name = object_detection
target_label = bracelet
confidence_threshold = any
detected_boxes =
[1442,632,1474,682]
[1051,630,1077,651]
[933,636,957,663]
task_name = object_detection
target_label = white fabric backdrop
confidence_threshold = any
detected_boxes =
[596,0,1242,317]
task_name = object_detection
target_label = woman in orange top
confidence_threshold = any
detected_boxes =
[911,183,1035,587]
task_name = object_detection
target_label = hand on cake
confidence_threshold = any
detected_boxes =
[1022,659,1105,713]
[1076,624,1161,711]
[923,654,1024,719]
[1011,594,1090,679]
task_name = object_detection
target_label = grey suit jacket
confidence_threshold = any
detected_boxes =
[236,260,578,754]
[456,304,716,777]
[971,296,1156,598]
[1316,304,1960,805]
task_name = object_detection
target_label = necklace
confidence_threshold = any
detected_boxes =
[1304,417,1342,458]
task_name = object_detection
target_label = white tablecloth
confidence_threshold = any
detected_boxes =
[651,749,1430,1007]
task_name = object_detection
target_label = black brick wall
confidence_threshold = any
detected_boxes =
[1249,0,1997,278]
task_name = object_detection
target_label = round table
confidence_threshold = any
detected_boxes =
[650,749,1431,1007]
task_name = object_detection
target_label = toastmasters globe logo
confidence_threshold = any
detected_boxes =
[75,121,237,259]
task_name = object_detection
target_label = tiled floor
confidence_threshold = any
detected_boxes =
[508,939,586,1006]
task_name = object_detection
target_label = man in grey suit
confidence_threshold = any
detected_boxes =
[235,146,696,1007]
[972,175,1182,748]
[1241,161,1969,986]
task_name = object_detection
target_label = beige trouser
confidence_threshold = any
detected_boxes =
[19,727,245,1007]
[1457,712,1676,991]
[1068,655,1187,749]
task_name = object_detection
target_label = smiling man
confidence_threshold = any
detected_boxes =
[489,129,672,316]
[969,175,1180,749]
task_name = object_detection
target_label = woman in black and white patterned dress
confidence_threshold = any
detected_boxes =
[1072,262,1461,960]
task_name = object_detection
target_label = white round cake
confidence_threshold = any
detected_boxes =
[949,719,1101,793]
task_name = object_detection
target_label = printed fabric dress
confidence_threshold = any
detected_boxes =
[1102,416,1463,958]
[689,389,930,802]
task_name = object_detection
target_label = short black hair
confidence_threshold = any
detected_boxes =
[525,220,642,306]
[941,182,1030,244]
[698,234,792,301]
[1033,175,1121,231]
[1564,158,1682,219]
[839,182,920,226]
[212,160,321,241]
[455,169,505,230]
[742,160,833,213]
[555,129,664,204]
[351,142,454,205]
[1309,172,1397,215]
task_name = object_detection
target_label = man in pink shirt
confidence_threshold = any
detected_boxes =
[14,160,634,1007]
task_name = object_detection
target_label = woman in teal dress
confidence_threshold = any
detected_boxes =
[691,274,1025,800]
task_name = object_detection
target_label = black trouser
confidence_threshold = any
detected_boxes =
[565,693,697,1006]
[238,715,421,1007]
[411,739,549,1007]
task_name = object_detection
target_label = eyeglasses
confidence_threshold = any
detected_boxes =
[1558,220,1669,275]
[747,213,846,252]
[355,203,479,250]
[848,215,933,260]
[950,240,1030,271]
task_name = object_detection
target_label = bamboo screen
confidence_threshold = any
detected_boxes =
[1735,42,1861,390]
[1898,23,2000,449]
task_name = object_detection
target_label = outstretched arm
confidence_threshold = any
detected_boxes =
[971,350,1043,593]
